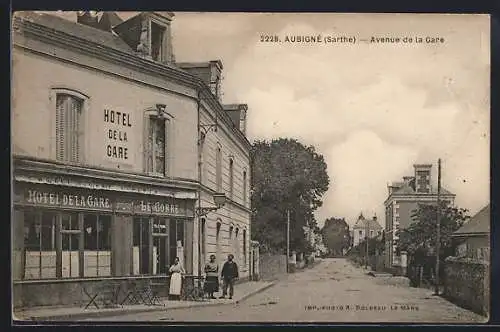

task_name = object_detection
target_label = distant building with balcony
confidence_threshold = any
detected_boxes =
[384,164,455,268]
[352,213,382,247]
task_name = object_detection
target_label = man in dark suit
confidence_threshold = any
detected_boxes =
[219,254,239,299]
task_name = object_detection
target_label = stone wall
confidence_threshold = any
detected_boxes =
[443,257,489,316]
[258,253,287,281]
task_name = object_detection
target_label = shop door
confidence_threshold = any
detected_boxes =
[153,236,168,274]
[133,217,151,275]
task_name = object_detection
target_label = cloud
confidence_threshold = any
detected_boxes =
[223,18,489,226]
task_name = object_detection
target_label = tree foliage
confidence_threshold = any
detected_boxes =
[396,202,469,258]
[250,138,330,253]
[321,217,350,256]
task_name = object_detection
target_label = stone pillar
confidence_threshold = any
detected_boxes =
[401,251,408,276]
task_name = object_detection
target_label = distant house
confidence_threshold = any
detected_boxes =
[352,213,383,247]
[384,164,456,268]
[452,204,490,261]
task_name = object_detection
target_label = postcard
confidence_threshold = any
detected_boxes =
[11,11,490,324]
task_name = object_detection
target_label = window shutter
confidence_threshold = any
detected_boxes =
[55,95,66,161]
[69,97,82,163]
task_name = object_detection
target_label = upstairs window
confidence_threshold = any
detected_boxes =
[145,114,167,176]
[229,158,234,199]
[242,170,247,206]
[150,22,166,62]
[216,145,222,191]
[55,93,84,163]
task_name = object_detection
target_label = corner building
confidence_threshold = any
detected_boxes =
[12,11,251,307]
[383,164,455,270]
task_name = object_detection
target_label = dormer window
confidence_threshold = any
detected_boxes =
[150,21,166,62]
[113,12,174,63]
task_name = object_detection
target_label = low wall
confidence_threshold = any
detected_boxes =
[13,275,187,308]
[443,257,489,316]
[258,253,287,281]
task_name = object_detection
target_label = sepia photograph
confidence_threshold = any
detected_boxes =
[11,11,490,324]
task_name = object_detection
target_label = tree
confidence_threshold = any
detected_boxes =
[321,217,350,256]
[250,138,330,253]
[396,201,469,259]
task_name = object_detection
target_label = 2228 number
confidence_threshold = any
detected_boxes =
[260,35,280,43]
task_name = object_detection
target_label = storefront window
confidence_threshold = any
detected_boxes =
[133,217,150,275]
[61,212,80,278]
[153,218,168,275]
[83,214,111,277]
[23,210,57,279]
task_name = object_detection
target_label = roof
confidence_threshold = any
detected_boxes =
[453,204,490,236]
[15,12,134,54]
[352,214,383,230]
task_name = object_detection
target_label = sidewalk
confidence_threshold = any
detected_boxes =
[13,280,276,321]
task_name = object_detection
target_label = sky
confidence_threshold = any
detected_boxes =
[53,12,490,228]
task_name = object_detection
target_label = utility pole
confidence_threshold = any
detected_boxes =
[286,209,290,273]
[434,158,442,295]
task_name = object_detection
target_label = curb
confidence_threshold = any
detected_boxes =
[17,282,277,321]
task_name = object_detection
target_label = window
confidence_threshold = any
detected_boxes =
[83,214,111,277]
[243,229,247,266]
[243,170,247,206]
[370,230,374,237]
[201,218,206,266]
[150,22,166,62]
[235,228,240,261]
[216,221,221,264]
[133,217,150,275]
[23,211,57,279]
[169,219,185,267]
[152,218,168,275]
[56,93,84,163]
[146,115,166,176]
[359,230,362,236]
[216,145,222,191]
[229,158,234,199]
[60,212,81,278]
[229,225,234,255]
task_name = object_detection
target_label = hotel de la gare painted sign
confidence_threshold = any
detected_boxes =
[15,187,194,218]
[103,107,135,164]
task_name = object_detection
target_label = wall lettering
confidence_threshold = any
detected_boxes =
[104,108,133,162]
[26,190,112,210]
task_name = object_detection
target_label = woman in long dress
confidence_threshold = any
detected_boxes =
[169,257,185,300]
[204,254,219,299]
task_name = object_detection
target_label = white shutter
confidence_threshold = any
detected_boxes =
[55,95,66,161]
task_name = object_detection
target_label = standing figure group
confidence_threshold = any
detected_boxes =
[168,254,240,301]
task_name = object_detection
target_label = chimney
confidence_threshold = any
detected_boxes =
[209,60,223,101]
[223,104,248,135]
[177,60,223,100]
[414,164,432,193]
[77,11,100,29]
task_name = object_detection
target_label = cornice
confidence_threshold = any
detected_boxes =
[13,16,251,150]
[13,155,199,193]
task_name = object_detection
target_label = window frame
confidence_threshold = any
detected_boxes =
[242,169,248,206]
[50,88,90,164]
[144,108,173,177]
[229,157,234,199]
[215,144,222,192]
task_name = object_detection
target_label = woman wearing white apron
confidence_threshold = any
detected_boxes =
[169,257,185,300]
